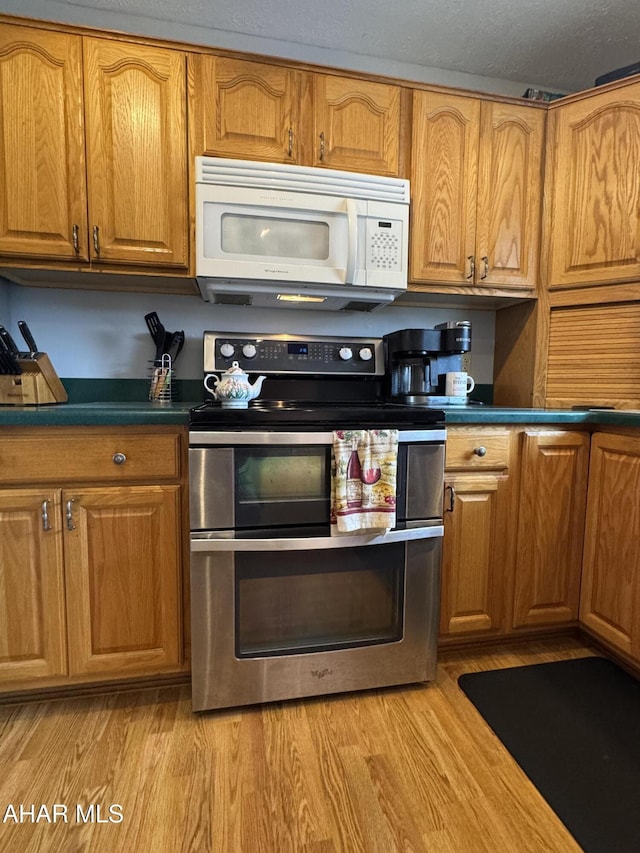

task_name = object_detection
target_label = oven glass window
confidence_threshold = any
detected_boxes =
[221,214,330,260]
[235,543,404,657]
[236,447,329,527]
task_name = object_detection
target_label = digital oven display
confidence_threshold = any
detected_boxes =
[288,343,309,355]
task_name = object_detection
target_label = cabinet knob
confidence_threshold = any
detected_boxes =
[113,452,127,465]
[474,446,487,457]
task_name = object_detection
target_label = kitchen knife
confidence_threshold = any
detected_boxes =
[0,325,21,357]
[0,334,21,374]
[17,320,39,357]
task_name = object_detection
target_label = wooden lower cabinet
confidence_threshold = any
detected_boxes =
[0,489,67,682]
[580,432,640,662]
[440,427,514,641]
[0,426,186,693]
[512,430,589,628]
[64,485,181,677]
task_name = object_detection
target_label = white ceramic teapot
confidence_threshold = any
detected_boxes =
[204,361,266,408]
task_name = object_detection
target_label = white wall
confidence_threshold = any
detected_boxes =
[5,283,495,383]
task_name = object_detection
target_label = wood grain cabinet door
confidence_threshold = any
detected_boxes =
[0,24,88,261]
[545,81,640,288]
[440,473,506,637]
[410,90,479,284]
[0,489,67,684]
[83,38,188,268]
[512,431,589,629]
[312,74,401,175]
[63,485,182,677]
[191,54,302,163]
[580,433,640,659]
[475,101,544,291]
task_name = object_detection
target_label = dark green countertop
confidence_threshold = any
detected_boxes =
[2,402,640,428]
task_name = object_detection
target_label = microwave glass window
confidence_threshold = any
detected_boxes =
[235,543,405,657]
[220,214,330,260]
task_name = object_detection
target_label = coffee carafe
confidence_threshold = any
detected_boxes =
[383,322,472,406]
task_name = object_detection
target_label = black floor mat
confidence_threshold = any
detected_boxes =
[458,656,640,853]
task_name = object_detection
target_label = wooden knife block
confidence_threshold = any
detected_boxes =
[0,354,67,405]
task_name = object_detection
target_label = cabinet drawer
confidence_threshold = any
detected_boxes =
[0,433,180,484]
[445,430,511,470]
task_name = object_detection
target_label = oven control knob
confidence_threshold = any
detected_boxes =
[242,343,257,359]
[359,347,373,361]
[220,343,235,359]
[339,347,353,361]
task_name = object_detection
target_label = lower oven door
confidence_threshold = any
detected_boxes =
[190,524,442,711]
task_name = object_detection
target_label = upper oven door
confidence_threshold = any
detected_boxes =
[189,430,445,531]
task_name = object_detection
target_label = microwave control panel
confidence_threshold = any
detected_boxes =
[366,218,403,272]
[204,332,384,375]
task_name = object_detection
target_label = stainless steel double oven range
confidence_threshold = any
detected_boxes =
[189,332,446,712]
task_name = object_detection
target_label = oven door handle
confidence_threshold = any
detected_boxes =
[189,429,446,446]
[191,523,443,552]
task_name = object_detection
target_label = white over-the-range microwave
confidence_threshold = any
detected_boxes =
[195,156,410,311]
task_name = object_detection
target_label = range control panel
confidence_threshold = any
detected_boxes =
[203,331,384,376]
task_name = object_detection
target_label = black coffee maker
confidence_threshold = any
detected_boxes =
[383,322,472,406]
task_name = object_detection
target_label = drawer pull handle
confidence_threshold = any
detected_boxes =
[113,452,127,465]
[474,446,487,457]
[66,498,76,531]
[445,484,456,512]
[41,499,52,532]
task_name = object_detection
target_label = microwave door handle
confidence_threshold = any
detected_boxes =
[345,198,358,284]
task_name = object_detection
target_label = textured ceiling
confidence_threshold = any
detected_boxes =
[8,0,640,92]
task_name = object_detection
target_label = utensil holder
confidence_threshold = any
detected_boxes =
[148,354,173,403]
[0,353,68,405]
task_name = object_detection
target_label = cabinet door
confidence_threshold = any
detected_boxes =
[63,485,182,677]
[580,433,640,658]
[191,54,302,163]
[476,102,544,291]
[410,91,479,283]
[546,82,640,288]
[513,431,589,628]
[0,24,88,260]
[313,74,401,175]
[83,39,188,268]
[440,473,506,637]
[0,489,67,683]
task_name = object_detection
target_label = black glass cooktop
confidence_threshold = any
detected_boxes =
[189,399,445,430]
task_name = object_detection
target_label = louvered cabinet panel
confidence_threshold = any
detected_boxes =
[546,305,640,408]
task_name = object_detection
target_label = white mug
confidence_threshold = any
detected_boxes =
[445,371,475,397]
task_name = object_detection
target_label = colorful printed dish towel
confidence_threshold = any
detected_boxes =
[331,429,399,534]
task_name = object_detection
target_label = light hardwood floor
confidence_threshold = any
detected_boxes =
[0,637,594,852]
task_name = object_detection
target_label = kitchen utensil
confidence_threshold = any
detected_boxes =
[144,312,166,361]
[0,335,21,374]
[0,325,21,357]
[166,330,185,362]
[17,320,39,357]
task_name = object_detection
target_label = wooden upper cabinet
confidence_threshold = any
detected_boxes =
[411,91,479,284]
[84,38,188,268]
[312,74,401,175]
[190,55,402,176]
[411,91,543,292]
[0,24,88,261]
[476,101,544,290]
[192,54,302,163]
[545,81,640,289]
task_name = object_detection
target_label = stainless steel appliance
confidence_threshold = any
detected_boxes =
[384,322,472,406]
[189,331,446,711]
[195,157,410,311]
